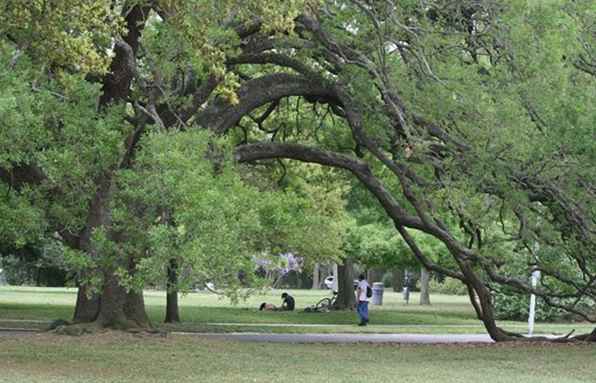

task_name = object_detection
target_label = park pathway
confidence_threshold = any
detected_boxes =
[0,327,493,343]
[183,332,494,344]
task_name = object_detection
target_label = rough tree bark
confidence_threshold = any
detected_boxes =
[125,289,150,327]
[71,2,152,329]
[72,176,112,323]
[334,258,355,309]
[419,267,431,305]
[312,263,321,289]
[165,259,180,323]
[73,287,100,323]
[95,270,129,328]
[95,257,150,329]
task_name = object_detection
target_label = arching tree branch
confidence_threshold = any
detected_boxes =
[235,141,464,281]
[197,73,339,134]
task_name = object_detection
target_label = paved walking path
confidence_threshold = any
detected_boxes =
[0,328,40,336]
[0,327,493,343]
[205,322,485,328]
[0,319,49,323]
[183,332,494,344]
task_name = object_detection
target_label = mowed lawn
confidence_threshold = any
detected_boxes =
[1,287,595,383]
[0,332,595,383]
[0,286,593,335]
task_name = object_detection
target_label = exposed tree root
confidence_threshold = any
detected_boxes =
[571,328,596,342]
[48,318,157,336]
[52,322,103,336]
[493,326,596,343]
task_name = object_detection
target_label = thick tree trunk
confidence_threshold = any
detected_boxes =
[125,257,150,327]
[367,268,384,284]
[419,266,431,305]
[165,292,180,324]
[573,328,596,342]
[73,285,100,323]
[299,271,311,289]
[70,2,152,330]
[312,263,321,289]
[125,289,150,327]
[91,268,149,329]
[391,269,403,292]
[466,283,484,320]
[72,180,111,324]
[458,261,512,341]
[165,259,180,323]
[96,270,129,328]
[334,258,355,309]
[73,254,150,329]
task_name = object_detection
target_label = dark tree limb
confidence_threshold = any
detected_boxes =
[198,73,338,134]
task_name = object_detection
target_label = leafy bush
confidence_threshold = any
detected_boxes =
[429,277,467,295]
[0,255,35,285]
[492,289,594,322]
[0,241,68,286]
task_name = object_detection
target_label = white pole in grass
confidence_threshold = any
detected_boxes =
[528,269,540,336]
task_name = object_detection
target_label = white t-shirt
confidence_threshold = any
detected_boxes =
[357,280,369,302]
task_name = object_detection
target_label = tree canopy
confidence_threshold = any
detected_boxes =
[0,0,594,341]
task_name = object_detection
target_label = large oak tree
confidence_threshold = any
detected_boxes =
[1,0,594,341]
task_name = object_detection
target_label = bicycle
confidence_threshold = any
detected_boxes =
[304,291,338,312]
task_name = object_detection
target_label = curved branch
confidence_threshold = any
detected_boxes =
[235,141,464,280]
[228,52,321,79]
[197,73,338,134]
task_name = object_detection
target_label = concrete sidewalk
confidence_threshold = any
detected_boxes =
[0,327,493,343]
[204,322,485,328]
[185,332,494,344]
[0,328,41,336]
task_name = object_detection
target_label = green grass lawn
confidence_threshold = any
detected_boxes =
[1,287,594,383]
[0,286,593,335]
[0,332,594,383]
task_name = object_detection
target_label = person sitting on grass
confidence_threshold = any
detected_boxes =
[281,292,295,311]
[259,302,277,311]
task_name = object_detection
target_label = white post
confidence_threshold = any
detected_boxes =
[528,270,541,336]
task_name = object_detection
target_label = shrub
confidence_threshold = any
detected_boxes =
[0,255,35,285]
[0,242,68,286]
[429,277,467,295]
[492,289,594,322]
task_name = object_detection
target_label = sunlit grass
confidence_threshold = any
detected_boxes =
[0,286,593,335]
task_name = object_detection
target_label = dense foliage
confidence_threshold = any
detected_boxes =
[0,0,593,341]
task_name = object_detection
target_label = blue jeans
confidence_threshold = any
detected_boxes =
[357,301,369,323]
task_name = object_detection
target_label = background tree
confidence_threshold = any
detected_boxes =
[234,0,595,341]
[0,0,325,329]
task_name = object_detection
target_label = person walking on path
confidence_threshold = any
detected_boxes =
[356,274,370,326]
